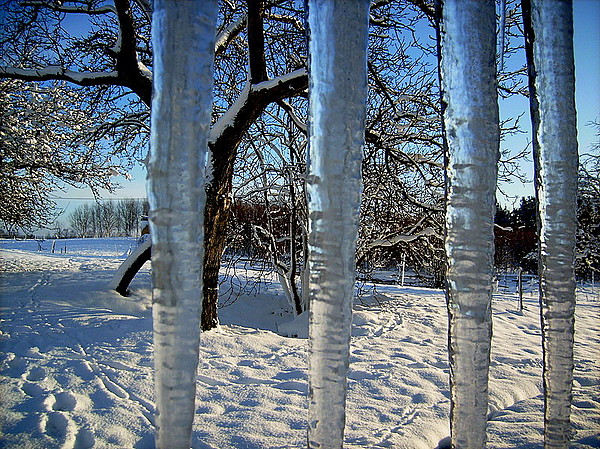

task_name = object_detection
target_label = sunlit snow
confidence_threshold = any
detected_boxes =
[1,238,598,448]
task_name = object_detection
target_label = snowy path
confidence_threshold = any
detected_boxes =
[1,240,598,448]
[1,245,154,448]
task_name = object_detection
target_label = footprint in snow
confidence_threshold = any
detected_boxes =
[348,369,375,381]
[273,368,306,381]
[22,381,45,397]
[41,411,74,441]
[197,374,228,386]
[99,375,129,399]
[273,381,307,394]
[49,391,78,411]
[74,428,96,449]
[197,403,227,415]
[5,356,27,377]
[71,360,95,381]
[574,375,600,387]
[26,366,46,381]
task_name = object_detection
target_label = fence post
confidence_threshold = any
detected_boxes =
[518,267,524,312]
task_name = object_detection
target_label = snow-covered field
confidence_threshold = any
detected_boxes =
[0,238,598,448]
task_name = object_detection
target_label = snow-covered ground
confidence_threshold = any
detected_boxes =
[0,238,598,448]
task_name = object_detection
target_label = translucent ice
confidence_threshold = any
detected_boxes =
[305,1,370,447]
[148,2,217,448]
[438,0,500,447]
[526,1,578,446]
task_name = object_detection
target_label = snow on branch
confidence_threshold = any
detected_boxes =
[209,68,307,143]
[494,223,513,232]
[20,1,116,15]
[252,68,307,92]
[278,99,307,134]
[209,83,251,143]
[215,16,247,56]
[137,61,152,82]
[365,227,441,251]
[266,13,305,31]
[0,66,120,86]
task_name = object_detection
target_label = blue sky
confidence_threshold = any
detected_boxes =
[495,0,600,205]
[53,1,599,222]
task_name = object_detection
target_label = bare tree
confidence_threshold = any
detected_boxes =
[1,0,529,328]
[69,203,93,237]
[0,0,307,329]
[0,80,123,231]
[68,199,145,237]
[117,198,142,236]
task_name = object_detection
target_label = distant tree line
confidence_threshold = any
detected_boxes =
[226,192,598,284]
[494,197,537,273]
[68,199,148,238]
[494,189,599,280]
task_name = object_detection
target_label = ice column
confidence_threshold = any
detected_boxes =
[306,1,370,448]
[148,2,217,448]
[524,1,578,447]
[438,1,499,447]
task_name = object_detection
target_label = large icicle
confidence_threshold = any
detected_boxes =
[306,1,370,447]
[438,0,500,447]
[523,1,578,447]
[148,2,217,448]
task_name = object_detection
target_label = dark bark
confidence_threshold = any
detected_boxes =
[199,0,307,330]
[201,142,236,330]
[113,0,153,105]
[288,175,303,315]
[201,71,308,330]
[247,0,268,84]
[114,245,152,296]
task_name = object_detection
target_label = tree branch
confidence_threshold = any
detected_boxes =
[20,1,116,15]
[247,0,268,84]
[365,129,443,168]
[0,66,121,86]
[215,15,247,56]
[110,0,153,104]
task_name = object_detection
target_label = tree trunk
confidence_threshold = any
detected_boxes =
[109,2,308,332]
[437,0,499,447]
[199,71,308,330]
[109,238,151,296]
[201,144,236,330]
[288,172,303,315]
[522,1,578,447]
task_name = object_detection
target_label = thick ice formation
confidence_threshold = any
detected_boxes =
[438,0,500,447]
[526,1,579,446]
[147,2,217,448]
[305,1,370,447]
